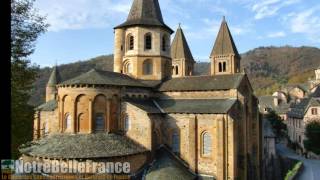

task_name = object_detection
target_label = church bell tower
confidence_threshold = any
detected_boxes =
[210,17,241,75]
[113,0,174,80]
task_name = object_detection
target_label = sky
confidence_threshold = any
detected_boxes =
[30,0,320,67]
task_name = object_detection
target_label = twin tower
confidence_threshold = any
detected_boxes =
[113,0,241,80]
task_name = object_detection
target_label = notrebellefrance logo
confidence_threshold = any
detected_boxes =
[1,160,14,173]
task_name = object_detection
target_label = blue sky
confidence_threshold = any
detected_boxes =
[31,0,320,67]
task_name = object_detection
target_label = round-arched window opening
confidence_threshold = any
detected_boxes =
[145,33,152,50]
[202,131,212,156]
[95,113,105,132]
[172,132,180,153]
[124,115,130,132]
[64,113,72,131]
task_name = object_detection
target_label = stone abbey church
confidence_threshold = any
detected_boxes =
[20,0,262,179]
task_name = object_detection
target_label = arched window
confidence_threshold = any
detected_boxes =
[202,132,212,156]
[145,33,152,50]
[127,34,134,50]
[172,132,180,153]
[124,114,130,132]
[95,113,105,131]
[162,35,167,51]
[175,66,179,75]
[223,62,227,72]
[143,59,153,75]
[218,62,223,72]
[44,122,49,134]
[64,113,72,131]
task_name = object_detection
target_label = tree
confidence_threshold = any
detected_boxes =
[11,0,48,159]
[265,110,287,138]
[304,121,320,155]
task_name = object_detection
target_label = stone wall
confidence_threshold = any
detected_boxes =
[121,102,153,150]
[158,89,238,99]
[34,109,59,139]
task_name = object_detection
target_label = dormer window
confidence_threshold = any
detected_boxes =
[145,33,152,50]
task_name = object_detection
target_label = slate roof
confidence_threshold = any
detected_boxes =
[139,80,163,88]
[115,0,173,33]
[47,66,61,86]
[124,99,161,114]
[144,147,196,180]
[158,74,245,91]
[171,25,194,61]
[59,69,148,88]
[210,17,240,58]
[311,86,320,97]
[35,100,57,111]
[156,99,237,114]
[287,98,320,119]
[19,133,148,159]
[258,96,290,114]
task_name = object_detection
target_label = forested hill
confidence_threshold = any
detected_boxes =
[29,46,320,106]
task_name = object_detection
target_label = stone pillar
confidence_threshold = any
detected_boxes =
[60,98,64,133]
[217,116,226,180]
[107,98,111,133]
[71,98,76,134]
[89,99,93,133]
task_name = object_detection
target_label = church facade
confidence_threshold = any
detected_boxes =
[21,0,262,179]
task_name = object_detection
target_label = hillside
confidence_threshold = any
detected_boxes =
[29,46,320,106]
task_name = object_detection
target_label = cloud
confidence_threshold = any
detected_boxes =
[285,6,320,43]
[251,0,300,20]
[34,0,131,32]
[267,31,286,38]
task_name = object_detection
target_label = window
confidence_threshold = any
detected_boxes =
[128,35,134,50]
[95,113,105,131]
[44,122,49,134]
[124,115,130,132]
[162,35,167,51]
[223,62,227,72]
[202,132,212,156]
[143,59,153,75]
[65,113,72,131]
[145,33,152,50]
[219,62,222,72]
[311,108,318,115]
[218,62,227,72]
[175,66,179,75]
[172,132,180,153]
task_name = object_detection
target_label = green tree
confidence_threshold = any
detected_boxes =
[11,0,48,158]
[304,121,320,155]
[265,110,287,138]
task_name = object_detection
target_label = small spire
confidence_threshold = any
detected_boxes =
[47,65,61,86]
[178,23,181,29]
[222,16,226,22]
